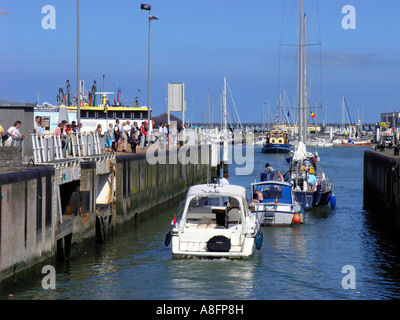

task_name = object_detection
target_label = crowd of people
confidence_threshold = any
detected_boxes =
[260,157,319,192]
[1,115,189,155]
[105,120,147,153]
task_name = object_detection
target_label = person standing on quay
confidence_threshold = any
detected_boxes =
[4,120,26,146]
[143,121,148,148]
[34,116,41,134]
[114,119,120,151]
[124,121,131,150]
[121,121,127,152]
[0,121,4,145]
[159,123,165,148]
[106,123,114,152]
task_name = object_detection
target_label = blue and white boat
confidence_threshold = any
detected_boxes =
[249,180,303,227]
[261,129,291,154]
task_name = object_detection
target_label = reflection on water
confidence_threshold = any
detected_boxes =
[3,146,400,300]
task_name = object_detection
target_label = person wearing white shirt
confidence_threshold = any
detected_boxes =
[219,173,229,185]
[121,121,127,152]
[124,121,131,137]
[159,123,165,148]
[5,120,26,146]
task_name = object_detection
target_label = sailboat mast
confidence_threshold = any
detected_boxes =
[223,76,228,162]
[302,12,307,143]
[297,0,304,143]
[223,76,227,132]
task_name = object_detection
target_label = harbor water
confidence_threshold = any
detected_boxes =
[2,146,400,300]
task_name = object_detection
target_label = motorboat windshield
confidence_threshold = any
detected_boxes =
[252,183,293,205]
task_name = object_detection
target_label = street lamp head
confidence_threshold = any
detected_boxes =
[141,4,151,10]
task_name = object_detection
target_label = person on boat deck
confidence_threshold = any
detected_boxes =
[260,170,268,181]
[275,171,284,182]
[307,173,317,191]
[220,173,229,185]
[312,152,318,171]
[251,189,263,204]
[265,163,275,180]
[304,158,311,170]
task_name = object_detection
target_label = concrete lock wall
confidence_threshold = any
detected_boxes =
[364,150,400,231]
[114,146,209,226]
[0,167,57,285]
[0,145,211,285]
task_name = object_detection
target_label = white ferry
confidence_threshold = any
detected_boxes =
[35,100,149,133]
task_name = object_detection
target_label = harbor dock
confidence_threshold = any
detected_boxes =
[364,147,400,234]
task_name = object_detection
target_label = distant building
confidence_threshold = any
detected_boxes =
[381,111,400,129]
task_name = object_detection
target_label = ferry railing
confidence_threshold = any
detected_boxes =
[31,132,104,164]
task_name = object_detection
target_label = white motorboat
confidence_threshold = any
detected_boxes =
[249,180,303,226]
[305,139,333,147]
[167,184,263,259]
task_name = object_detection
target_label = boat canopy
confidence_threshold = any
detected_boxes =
[186,184,247,200]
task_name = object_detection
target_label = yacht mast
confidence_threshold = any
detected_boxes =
[297,0,304,143]
[302,12,308,143]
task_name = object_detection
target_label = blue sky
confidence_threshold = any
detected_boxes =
[0,0,399,124]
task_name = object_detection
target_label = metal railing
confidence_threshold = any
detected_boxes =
[31,132,104,164]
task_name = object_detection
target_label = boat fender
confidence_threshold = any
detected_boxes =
[292,213,301,224]
[330,195,337,209]
[164,230,172,247]
[255,230,263,250]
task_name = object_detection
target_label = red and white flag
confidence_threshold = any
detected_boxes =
[170,216,176,226]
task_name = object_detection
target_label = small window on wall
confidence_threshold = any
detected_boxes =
[80,111,88,119]
[43,117,50,130]
[97,111,106,119]
[88,110,96,118]
[116,111,123,119]
[125,111,132,119]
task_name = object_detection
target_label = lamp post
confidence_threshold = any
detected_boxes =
[34,90,43,106]
[141,4,158,136]
[77,0,81,124]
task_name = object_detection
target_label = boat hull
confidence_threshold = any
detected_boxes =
[171,235,256,259]
[262,143,291,154]
[250,209,303,227]
[293,189,332,210]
